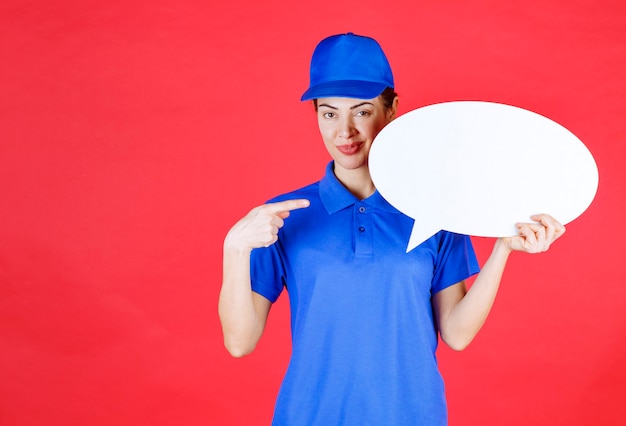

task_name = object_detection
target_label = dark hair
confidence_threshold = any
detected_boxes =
[378,87,399,110]
[313,87,398,111]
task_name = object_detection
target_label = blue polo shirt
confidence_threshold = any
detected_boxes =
[251,161,480,426]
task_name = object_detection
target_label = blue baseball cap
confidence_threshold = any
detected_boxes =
[301,33,394,101]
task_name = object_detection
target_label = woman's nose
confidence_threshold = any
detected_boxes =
[338,116,355,138]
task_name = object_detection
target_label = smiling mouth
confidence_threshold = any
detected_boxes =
[337,143,362,155]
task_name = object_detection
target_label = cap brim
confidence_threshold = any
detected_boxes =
[301,80,389,101]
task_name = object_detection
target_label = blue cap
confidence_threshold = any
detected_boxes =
[301,33,394,101]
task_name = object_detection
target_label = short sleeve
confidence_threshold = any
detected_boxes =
[431,232,480,293]
[250,242,286,303]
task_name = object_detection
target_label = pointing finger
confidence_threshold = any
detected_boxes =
[264,199,310,215]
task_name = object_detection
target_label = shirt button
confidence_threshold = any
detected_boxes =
[359,226,365,233]
[359,206,366,213]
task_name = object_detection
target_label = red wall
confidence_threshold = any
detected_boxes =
[1,1,625,425]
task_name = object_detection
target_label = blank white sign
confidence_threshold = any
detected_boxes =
[369,101,599,252]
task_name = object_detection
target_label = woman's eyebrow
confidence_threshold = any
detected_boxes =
[350,102,374,110]
[318,102,375,110]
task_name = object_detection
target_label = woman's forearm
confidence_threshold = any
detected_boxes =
[439,239,512,350]
[218,246,268,357]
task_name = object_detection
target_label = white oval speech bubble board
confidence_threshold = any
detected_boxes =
[369,101,599,252]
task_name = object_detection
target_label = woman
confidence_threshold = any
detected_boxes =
[219,33,564,425]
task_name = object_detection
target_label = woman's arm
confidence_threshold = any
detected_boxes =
[218,199,309,357]
[219,245,272,358]
[433,214,566,351]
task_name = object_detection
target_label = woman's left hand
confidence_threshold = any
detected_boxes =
[501,214,566,254]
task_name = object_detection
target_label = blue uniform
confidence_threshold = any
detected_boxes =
[251,162,480,425]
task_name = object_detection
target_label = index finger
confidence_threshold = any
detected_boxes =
[264,199,310,215]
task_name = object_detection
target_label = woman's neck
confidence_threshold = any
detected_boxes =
[334,165,376,200]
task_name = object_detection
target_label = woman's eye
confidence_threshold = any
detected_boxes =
[355,110,371,117]
[323,112,335,119]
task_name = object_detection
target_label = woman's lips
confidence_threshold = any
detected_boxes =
[337,142,362,155]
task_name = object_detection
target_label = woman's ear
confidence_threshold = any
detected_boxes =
[387,96,399,121]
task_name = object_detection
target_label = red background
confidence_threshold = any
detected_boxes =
[1,1,625,425]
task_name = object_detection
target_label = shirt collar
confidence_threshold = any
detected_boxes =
[319,161,401,215]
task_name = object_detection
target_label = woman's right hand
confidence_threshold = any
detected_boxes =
[224,199,310,252]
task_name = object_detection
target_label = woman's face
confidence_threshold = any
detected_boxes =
[316,96,397,177]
